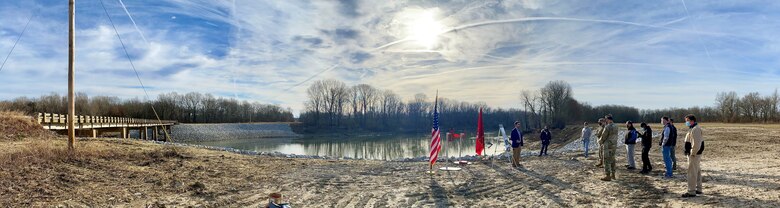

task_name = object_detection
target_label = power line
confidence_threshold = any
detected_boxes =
[98,0,172,141]
[0,9,37,73]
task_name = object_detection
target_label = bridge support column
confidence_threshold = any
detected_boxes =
[153,126,158,141]
[122,127,128,139]
[163,125,171,142]
[142,127,148,140]
[92,129,98,138]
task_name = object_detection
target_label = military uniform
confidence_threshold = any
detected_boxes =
[595,125,606,167]
[599,122,619,181]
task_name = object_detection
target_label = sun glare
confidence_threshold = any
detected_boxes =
[404,9,445,49]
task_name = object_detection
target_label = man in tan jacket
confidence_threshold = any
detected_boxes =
[599,115,619,181]
[682,114,705,198]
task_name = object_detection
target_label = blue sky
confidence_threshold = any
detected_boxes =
[1,0,779,115]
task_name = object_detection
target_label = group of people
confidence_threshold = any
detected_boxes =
[587,114,706,198]
[507,114,706,198]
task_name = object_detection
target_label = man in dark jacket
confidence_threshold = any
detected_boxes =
[510,121,524,167]
[539,126,551,156]
[660,117,675,178]
[639,123,653,174]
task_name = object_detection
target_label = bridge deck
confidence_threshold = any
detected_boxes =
[36,112,177,140]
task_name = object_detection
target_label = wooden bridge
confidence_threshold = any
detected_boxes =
[36,112,177,141]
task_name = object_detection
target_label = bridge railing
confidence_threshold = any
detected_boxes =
[36,112,177,129]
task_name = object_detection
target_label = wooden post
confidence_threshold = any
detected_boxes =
[92,129,98,138]
[122,127,127,139]
[142,127,148,140]
[153,126,158,141]
[67,0,76,150]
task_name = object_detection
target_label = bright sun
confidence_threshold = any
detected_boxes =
[404,9,445,49]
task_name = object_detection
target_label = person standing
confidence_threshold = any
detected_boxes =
[682,114,705,198]
[639,123,653,174]
[624,121,638,170]
[600,115,619,181]
[595,118,606,167]
[660,117,674,178]
[669,119,679,170]
[581,122,593,158]
[510,121,524,167]
[539,126,551,156]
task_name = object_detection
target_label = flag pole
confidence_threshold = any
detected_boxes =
[426,90,439,175]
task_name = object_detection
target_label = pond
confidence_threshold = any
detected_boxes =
[183,133,512,160]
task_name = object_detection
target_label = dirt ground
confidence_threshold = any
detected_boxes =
[1,121,779,207]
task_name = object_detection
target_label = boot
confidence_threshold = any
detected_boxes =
[600,176,612,181]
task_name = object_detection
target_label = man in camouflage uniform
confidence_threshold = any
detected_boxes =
[594,118,606,168]
[599,115,619,181]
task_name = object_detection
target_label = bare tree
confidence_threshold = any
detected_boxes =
[520,90,540,129]
[539,80,572,128]
[355,84,378,128]
[740,92,761,122]
[715,91,739,122]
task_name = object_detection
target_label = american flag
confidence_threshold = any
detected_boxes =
[429,94,441,168]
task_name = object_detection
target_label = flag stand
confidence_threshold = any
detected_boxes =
[426,164,436,175]
[440,133,461,171]
[453,132,470,165]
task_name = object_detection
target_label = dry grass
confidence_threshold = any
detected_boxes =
[0,111,53,141]
[0,136,291,207]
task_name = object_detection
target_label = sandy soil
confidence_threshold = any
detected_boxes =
[1,122,779,207]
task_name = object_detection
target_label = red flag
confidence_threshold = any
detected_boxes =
[476,108,485,155]
[447,129,461,141]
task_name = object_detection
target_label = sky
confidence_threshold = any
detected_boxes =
[1,0,779,115]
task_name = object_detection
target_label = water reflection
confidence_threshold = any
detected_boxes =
[184,135,507,160]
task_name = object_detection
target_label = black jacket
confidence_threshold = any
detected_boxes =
[660,123,678,147]
[668,124,678,146]
[641,127,653,148]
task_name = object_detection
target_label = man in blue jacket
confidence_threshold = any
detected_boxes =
[510,121,524,167]
[539,126,551,156]
[660,117,676,178]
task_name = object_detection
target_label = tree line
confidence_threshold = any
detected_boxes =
[0,92,295,123]
[300,79,645,133]
[301,79,780,133]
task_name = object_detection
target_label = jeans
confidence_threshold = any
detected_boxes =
[641,146,652,171]
[662,146,674,177]
[625,144,636,168]
[583,139,590,157]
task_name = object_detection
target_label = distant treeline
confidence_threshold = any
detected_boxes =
[300,80,634,133]
[0,92,295,123]
[301,79,780,133]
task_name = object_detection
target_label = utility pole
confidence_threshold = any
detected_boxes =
[67,0,76,150]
